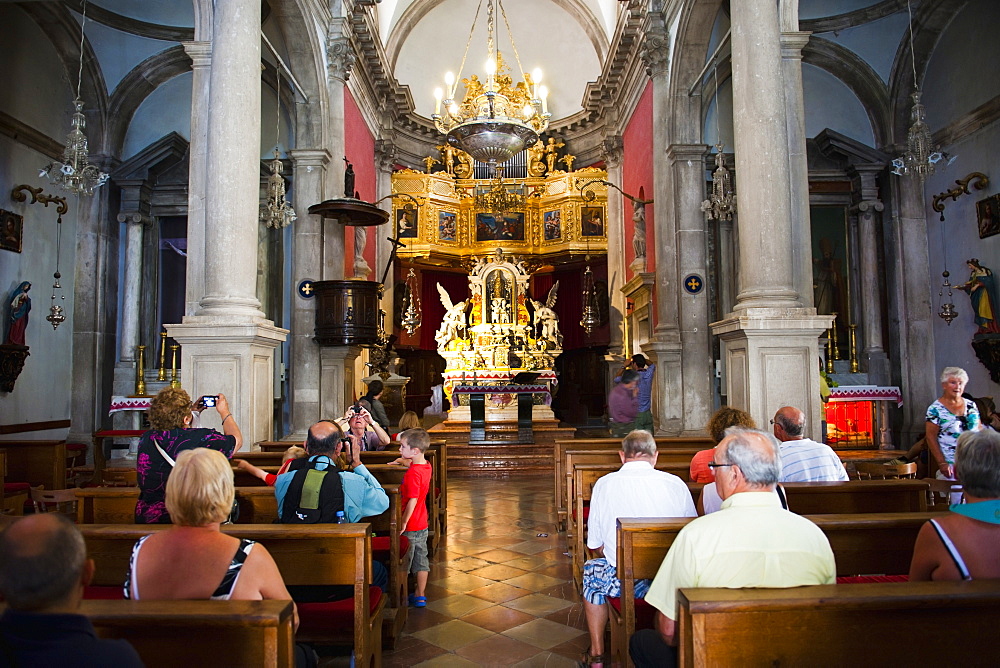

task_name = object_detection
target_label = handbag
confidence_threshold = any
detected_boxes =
[153,439,240,524]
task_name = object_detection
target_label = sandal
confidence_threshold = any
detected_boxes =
[408,595,427,608]
[579,650,606,667]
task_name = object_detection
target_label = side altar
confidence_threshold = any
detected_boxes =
[434,248,562,423]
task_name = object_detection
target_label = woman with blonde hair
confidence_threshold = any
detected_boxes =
[391,410,421,441]
[135,387,242,523]
[125,448,295,612]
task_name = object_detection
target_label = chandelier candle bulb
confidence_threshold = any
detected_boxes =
[434,88,443,115]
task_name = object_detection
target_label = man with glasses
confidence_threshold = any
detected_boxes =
[629,428,835,667]
[772,405,849,482]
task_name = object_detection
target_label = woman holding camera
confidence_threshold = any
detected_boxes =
[135,387,242,524]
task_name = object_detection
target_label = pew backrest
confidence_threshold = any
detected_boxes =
[0,439,66,489]
[782,479,929,513]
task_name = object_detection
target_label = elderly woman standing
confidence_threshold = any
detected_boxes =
[926,367,981,480]
[135,387,242,523]
[909,430,1000,580]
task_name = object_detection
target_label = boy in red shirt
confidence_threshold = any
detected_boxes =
[399,428,432,607]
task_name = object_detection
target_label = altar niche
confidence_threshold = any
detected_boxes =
[434,248,562,424]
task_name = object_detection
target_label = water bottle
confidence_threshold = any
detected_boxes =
[336,511,347,524]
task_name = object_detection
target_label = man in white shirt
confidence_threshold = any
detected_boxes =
[581,430,696,667]
[772,406,849,482]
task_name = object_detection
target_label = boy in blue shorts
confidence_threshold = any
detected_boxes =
[399,428,432,607]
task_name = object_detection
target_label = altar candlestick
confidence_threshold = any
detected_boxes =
[135,345,146,396]
[157,331,167,381]
[170,344,180,388]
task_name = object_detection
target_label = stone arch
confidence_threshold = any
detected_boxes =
[666,0,727,143]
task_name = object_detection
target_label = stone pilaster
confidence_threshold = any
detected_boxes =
[375,138,397,345]
[323,25,353,281]
[850,166,889,385]
[601,135,625,356]
[182,40,211,317]
[117,213,150,364]
[781,31,814,309]
[321,346,362,421]
[287,149,332,438]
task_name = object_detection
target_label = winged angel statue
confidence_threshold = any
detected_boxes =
[530,281,562,346]
[434,283,468,349]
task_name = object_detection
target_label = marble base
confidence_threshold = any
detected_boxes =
[711,309,834,441]
[320,346,362,422]
[165,319,288,446]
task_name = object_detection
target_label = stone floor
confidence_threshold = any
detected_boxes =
[381,476,589,667]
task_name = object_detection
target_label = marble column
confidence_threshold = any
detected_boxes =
[781,31,814,308]
[323,25,353,281]
[167,0,287,447]
[287,149,332,439]
[850,166,889,385]
[375,138,397,342]
[111,213,150,439]
[669,144,713,435]
[710,0,832,437]
[181,40,211,317]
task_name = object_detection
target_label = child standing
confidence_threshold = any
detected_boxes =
[398,428,432,607]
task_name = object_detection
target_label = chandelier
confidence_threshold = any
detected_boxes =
[260,70,296,228]
[891,0,943,181]
[580,259,600,336]
[701,144,736,221]
[474,169,526,215]
[401,268,422,335]
[39,0,108,197]
[431,0,549,169]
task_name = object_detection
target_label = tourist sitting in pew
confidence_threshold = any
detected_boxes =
[335,404,391,451]
[773,406,849,482]
[235,445,307,485]
[390,410,422,443]
[689,406,757,484]
[581,430,696,668]
[910,429,1000,581]
[0,514,144,667]
[630,428,836,668]
[135,387,243,524]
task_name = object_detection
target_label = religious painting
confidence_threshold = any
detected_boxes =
[0,209,23,253]
[475,212,525,242]
[543,209,562,241]
[581,206,604,237]
[396,208,418,238]
[810,205,850,358]
[438,211,457,242]
[977,193,1000,239]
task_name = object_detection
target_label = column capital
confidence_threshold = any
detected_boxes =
[327,34,355,83]
[289,148,332,170]
[182,40,212,68]
[779,31,812,57]
[641,26,670,78]
[665,143,710,163]
[375,138,397,172]
[116,212,151,226]
[852,199,885,216]
[601,135,624,167]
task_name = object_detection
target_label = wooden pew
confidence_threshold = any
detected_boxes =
[81,523,385,668]
[611,512,936,667]
[365,463,439,555]
[677,581,1000,667]
[782,479,929,513]
[568,461,692,586]
[83,599,295,668]
[0,439,67,490]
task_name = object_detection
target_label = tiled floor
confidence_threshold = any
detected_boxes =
[382,476,588,667]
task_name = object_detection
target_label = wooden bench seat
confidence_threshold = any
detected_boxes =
[82,599,295,668]
[80,524,385,667]
[678,580,1000,667]
[611,512,938,667]
[0,439,67,490]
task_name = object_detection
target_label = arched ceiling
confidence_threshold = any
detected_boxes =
[380,0,612,121]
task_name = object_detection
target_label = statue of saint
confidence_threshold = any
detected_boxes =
[631,198,647,272]
[544,137,565,173]
[4,281,30,346]
[435,283,468,349]
[343,157,355,198]
[958,258,1000,334]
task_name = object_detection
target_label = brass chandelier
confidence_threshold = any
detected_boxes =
[431,0,550,170]
[474,169,526,215]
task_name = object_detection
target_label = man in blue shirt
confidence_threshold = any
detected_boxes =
[616,354,656,434]
[0,514,144,667]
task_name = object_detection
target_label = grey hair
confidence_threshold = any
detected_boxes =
[0,515,86,611]
[940,367,969,384]
[721,426,782,485]
[955,429,1000,498]
[774,410,805,437]
[621,430,657,458]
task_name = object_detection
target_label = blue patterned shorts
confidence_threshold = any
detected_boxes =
[582,557,651,605]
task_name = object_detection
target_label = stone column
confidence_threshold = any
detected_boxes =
[182,40,211,316]
[167,0,287,447]
[323,24,353,281]
[602,135,625,356]
[710,0,832,437]
[375,138,397,342]
[111,213,150,442]
[781,31,814,308]
[669,144,713,435]
[850,166,889,385]
[287,149,332,439]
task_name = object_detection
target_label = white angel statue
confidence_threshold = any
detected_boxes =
[530,281,562,346]
[434,283,468,349]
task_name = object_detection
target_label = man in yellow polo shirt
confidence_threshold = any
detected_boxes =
[630,427,836,667]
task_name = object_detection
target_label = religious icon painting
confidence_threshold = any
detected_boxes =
[438,211,457,242]
[976,193,1000,239]
[475,212,525,242]
[543,209,562,241]
[581,206,604,237]
[397,208,418,238]
[0,209,23,253]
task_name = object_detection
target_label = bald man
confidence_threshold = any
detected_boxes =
[772,406,849,482]
[630,428,836,667]
[0,514,143,667]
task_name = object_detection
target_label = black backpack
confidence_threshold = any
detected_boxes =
[279,455,346,523]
